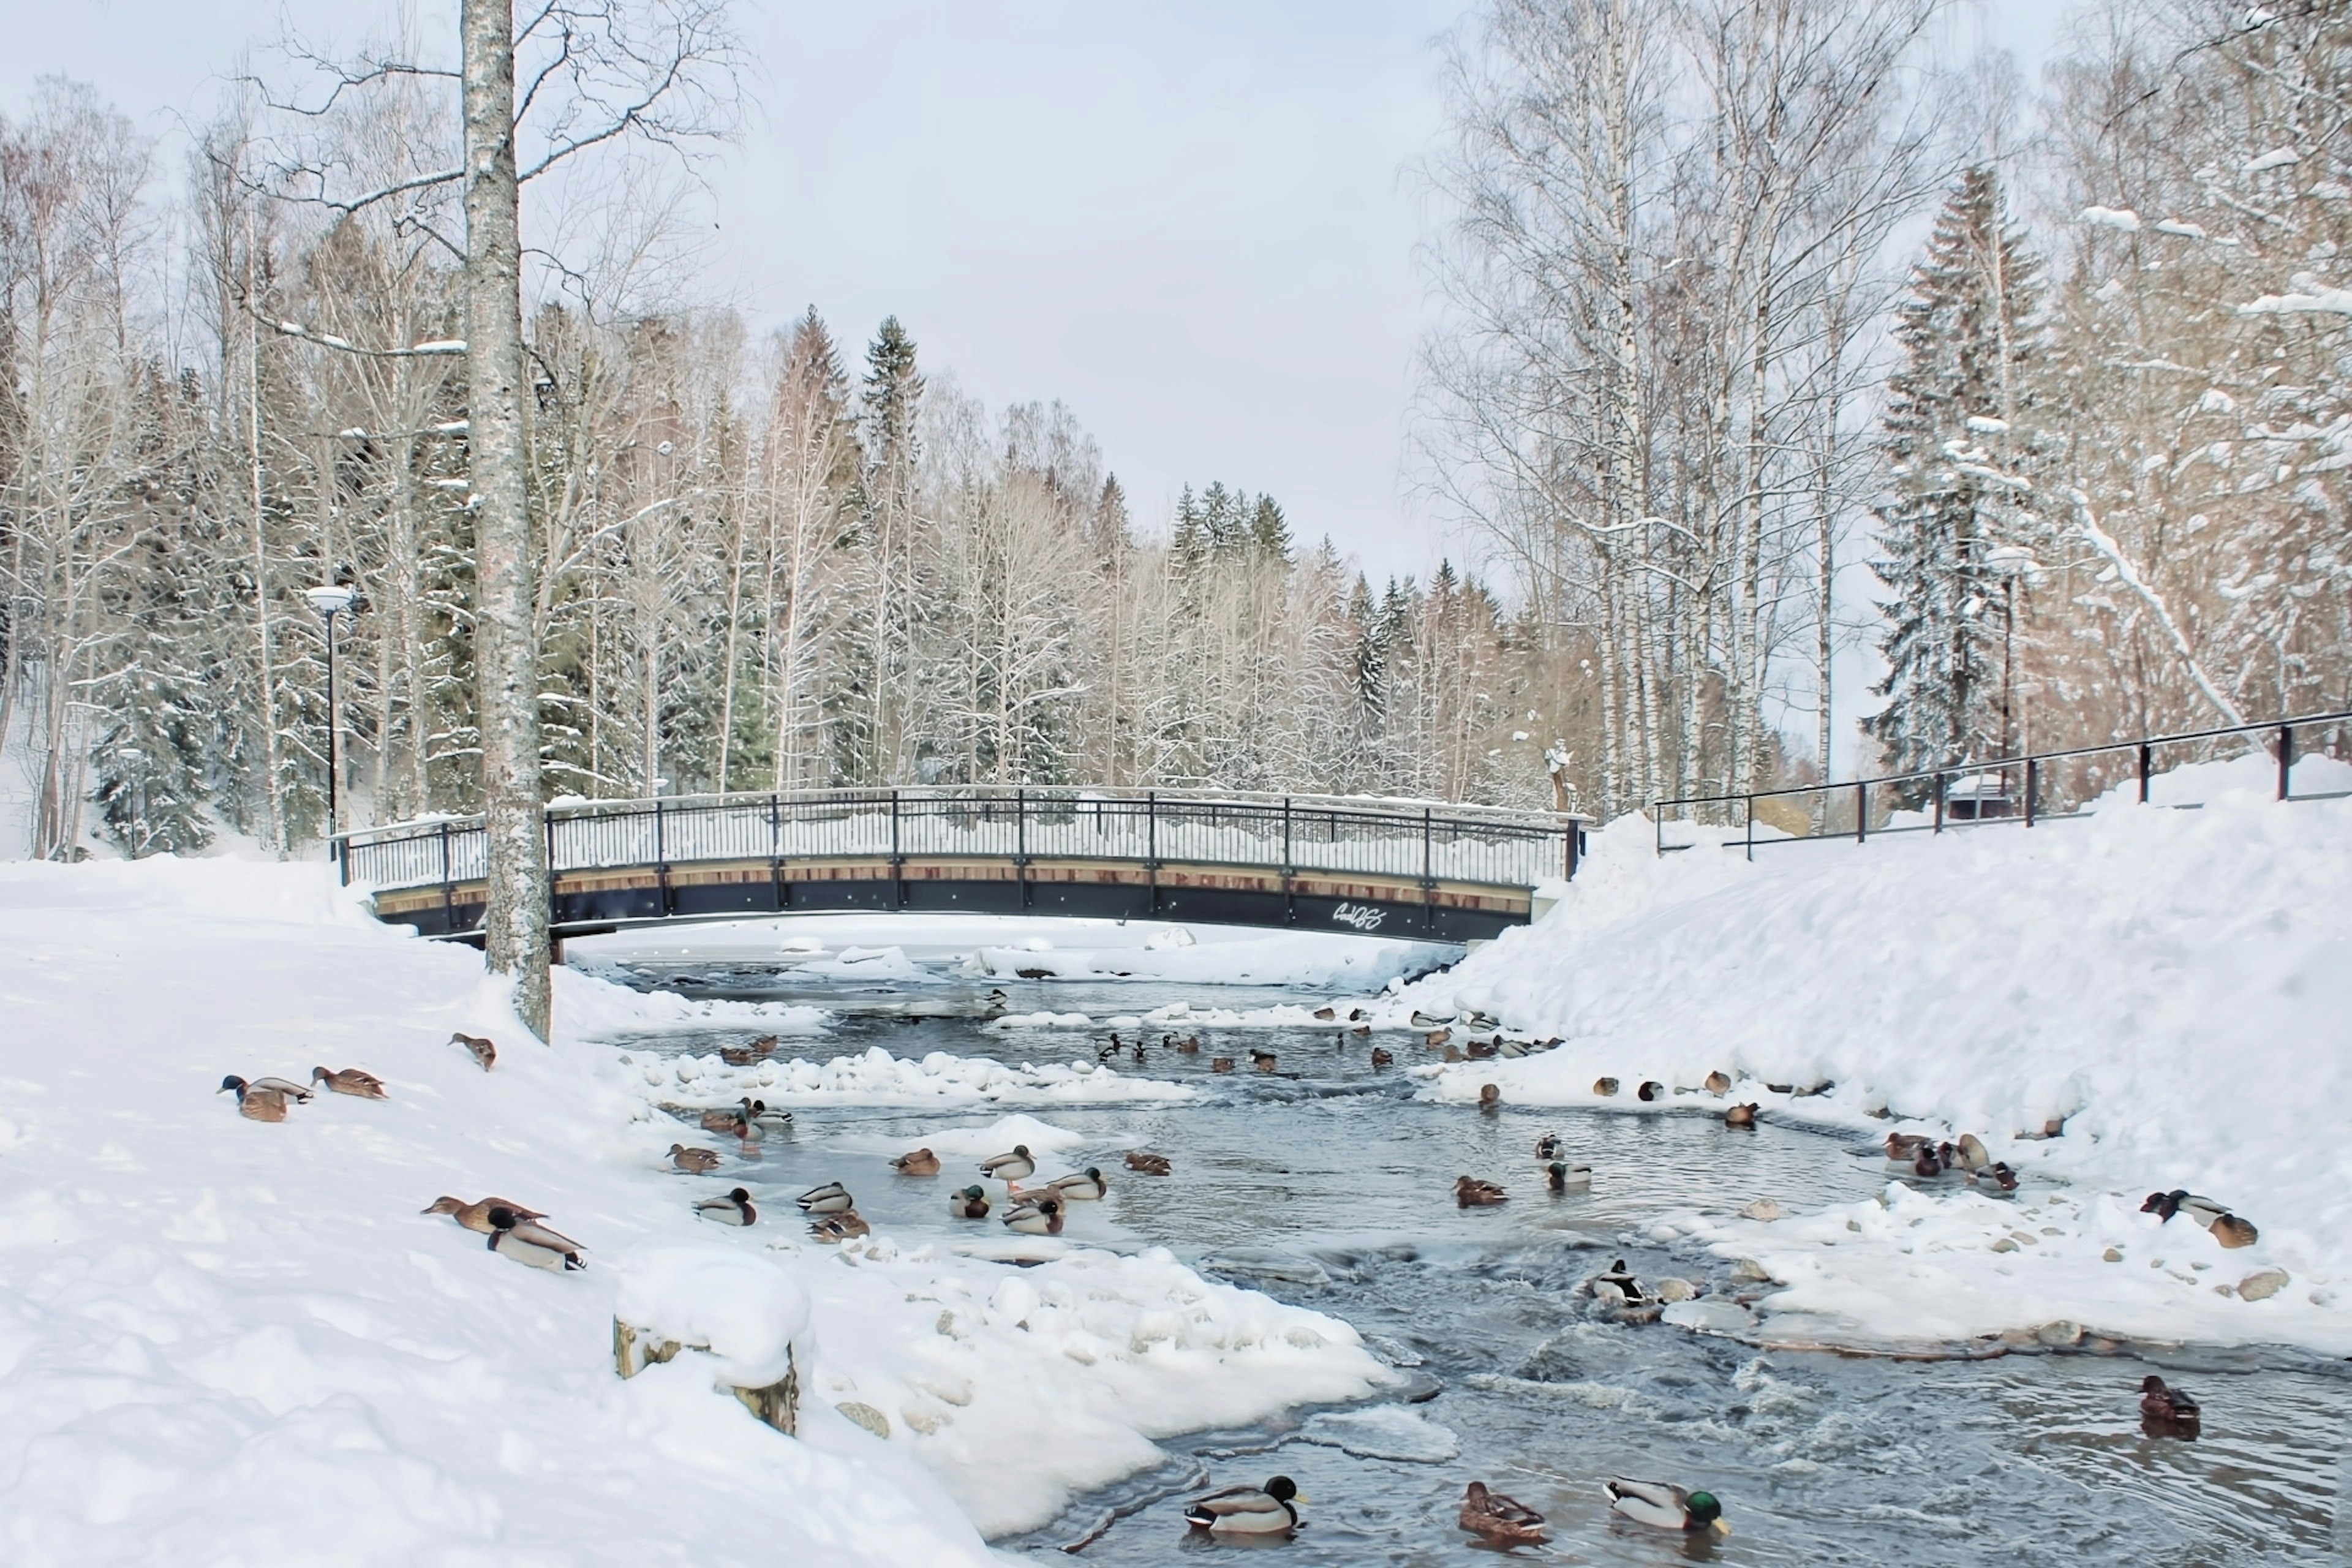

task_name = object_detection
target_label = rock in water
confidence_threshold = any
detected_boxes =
[1738,1197,1785,1221]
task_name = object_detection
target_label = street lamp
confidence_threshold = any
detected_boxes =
[306,584,356,854]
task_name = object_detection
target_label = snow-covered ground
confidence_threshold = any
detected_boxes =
[1376,756,2352,1357]
[0,858,1390,1562]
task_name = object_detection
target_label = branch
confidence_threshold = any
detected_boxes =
[2067,492,2245,727]
[245,298,466,359]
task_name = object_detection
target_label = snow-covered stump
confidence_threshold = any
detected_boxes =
[614,1246,809,1436]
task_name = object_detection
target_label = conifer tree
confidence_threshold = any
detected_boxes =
[1866,166,2043,780]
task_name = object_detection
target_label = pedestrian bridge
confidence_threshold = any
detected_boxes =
[338,787,1586,945]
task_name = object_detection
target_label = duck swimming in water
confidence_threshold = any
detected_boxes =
[1455,1175,1508,1207]
[1547,1160,1592,1193]
[1183,1476,1302,1535]
[2139,1374,2200,1434]
[1123,1151,1172,1176]
[1604,1479,1726,1535]
[1458,1481,1545,1544]
[949,1185,991,1219]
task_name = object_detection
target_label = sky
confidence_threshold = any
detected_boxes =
[4,0,2076,589]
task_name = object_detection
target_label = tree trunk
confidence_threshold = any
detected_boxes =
[462,0,551,1039]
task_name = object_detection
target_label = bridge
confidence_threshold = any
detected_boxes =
[337,786,1587,946]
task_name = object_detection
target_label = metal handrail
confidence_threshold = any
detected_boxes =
[1654,707,2352,858]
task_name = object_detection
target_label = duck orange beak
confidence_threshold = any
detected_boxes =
[1710,1519,1731,1537]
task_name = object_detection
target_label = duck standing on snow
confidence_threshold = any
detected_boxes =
[1547,1160,1592,1193]
[311,1066,388,1099]
[1183,1476,1303,1536]
[1593,1077,1620,1096]
[892,1147,941,1175]
[1458,1481,1545,1544]
[797,1181,854,1215]
[809,1210,870,1243]
[695,1187,758,1226]
[669,1143,722,1174]
[1048,1167,1107,1200]
[2209,1213,2260,1248]
[949,1185,992,1219]
[979,1144,1035,1185]
[423,1195,549,1233]
[1002,1196,1063,1235]
[484,1206,587,1272]
[2139,1374,2201,1435]
[450,1031,497,1071]
[1605,1479,1727,1535]
[1704,1070,1732,1095]
[1455,1175,1508,1207]
[219,1075,311,1121]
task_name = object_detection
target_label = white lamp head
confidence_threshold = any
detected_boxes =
[305,584,356,617]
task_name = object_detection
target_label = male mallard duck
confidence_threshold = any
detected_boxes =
[1411,1011,1453,1030]
[1535,1132,1564,1160]
[1370,1048,1394,1068]
[1704,1070,1732,1094]
[1593,1076,1620,1096]
[1002,1196,1063,1235]
[2139,1374,2201,1433]
[1047,1167,1107,1200]
[1124,1151,1172,1176]
[1478,1084,1501,1112]
[1455,1175,1508,1207]
[233,1074,317,1102]
[2141,1190,2231,1228]
[1725,1102,1758,1128]
[1458,1480,1545,1544]
[1637,1080,1665,1102]
[1184,1476,1302,1535]
[809,1210,869,1243]
[1913,1144,1945,1178]
[450,1031,497,1071]
[1971,1161,2019,1194]
[743,1098,793,1129]
[668,1142,722,1174]
[484,1206,586,1272]
[423,1195,548,1233]
[2210,1213,2259,1249]
[1250,1049,1278,1073]
[892,1147,941,1176]
[1497,1039,1528,1058]
[1593,1258,1646,1303]
[1604,1479,1725,1534]
[218,1075,300,1121]
[1547,1160,1592,1193]
[979,1145,1035,1183]
[311,1066,388,1099]
[949,1185,991,1219]
[695,1186,757,1226]
[1210,1056,1235,1072]
[797,1181,854,1214]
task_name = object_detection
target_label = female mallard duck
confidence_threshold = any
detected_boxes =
[450,1031,497,1071]
[809,1210,869,1243]
[1047,1167,1107,1200]
[1424,1028,1452,1048]
[423,1195,548,1234]
[1458,1480,1545,1544]
[1466,1038,1499,1060]
[702,1109,758,1140]
[1455,1175,1508,1207]
[949,1185,991,1219]
[1210,1056,1235,1072]
[1547,1160,1592,1193]
[1604,1479,1725,1535]
[311,1066,388,1099]
[1250,1049,1278,1072]
[2139,1374,2200,1433]
[1124,1151,1172,1176]
[979,1144,1035,1183]
[1704,1070,1732,1095]
[797,1181,854,1214]
[2209,1213,2259,1249]
[1184,1476,1302,1535]
[218,1076,299,1121]
[695,1187,757,1226]
[1001,1196,1063,1235]
[484,1207,586,1272]
[1370,1048,1394,1068]
[1593,1076,1620,1097]
[1313,1006,1336,1021]
[668,1142,722,1174]
[1174,1035,1200,1053]
[1478,1084,1501,1112]
[719,1034,778,1067]
[892,1147,941,1176]
[1885,1133,1932,1162]
[1724,1102,1758,1128]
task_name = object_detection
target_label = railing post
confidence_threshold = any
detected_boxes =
[1654,807,1662,859]
[1746,794,1755,862]
[1855,781,1866,844]
[1932,771,1946,834]
[1565,820,1579,880]
[2024,758,2038,827]
[439,820,453,933]
[2277,723,2293,801]
[1016,788,1030,910]
[769,793,783,911]
[889,791,903,910]
[1421,807,1435,933]
[654,799,669,914]
[1281,796,1295,925]
[1145,790,1158,916]
[2138,743,2153,804]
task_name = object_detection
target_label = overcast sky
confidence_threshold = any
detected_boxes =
[6,0,2075,582]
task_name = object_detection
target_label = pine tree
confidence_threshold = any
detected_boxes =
[1866,167,2043,780]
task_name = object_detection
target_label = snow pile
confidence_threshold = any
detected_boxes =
[615,1243,810,1387]
[789,944,934,981]
[616,1043,1197,1109]
[553,961,834,1038]
[793,1235,1395,1536]
[1403,756,2352,1354]
[1297,1404,1460,1463]
[968,926,1452,987]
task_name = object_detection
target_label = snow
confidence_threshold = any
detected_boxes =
[1389,756,2352,1357]
[1297,1404,1461,1462]
[2238,270,2352,317]
[0,854,1389,1560]
[554,962,834,1038]
[2079,204,2141,231]
[616,1043,1196,1109]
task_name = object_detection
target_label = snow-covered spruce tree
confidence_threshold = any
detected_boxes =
[1866,166,2044,783]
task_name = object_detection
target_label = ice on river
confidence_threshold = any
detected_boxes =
[1297,1404,1461,1462]
[617,1041,1197,1109]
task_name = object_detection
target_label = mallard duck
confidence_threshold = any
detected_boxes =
[1175,1035,1200,1053]
[423,1195,548,1233]
[744,1098,793,1129]
[702,1109,758,1140]
[949,1185,991,1219]
[1535,1132,1564,1159]
[809,1210,869,1242]
[1370,1048,1394,1068]
[695,1186,757,1226]
[891,1147,941,1176]
[1455,1175,1508,1207]
[1637,1080,1665,1102]
[1466,1039,1498,1060]
[1886,1133,1933,1161]
[217,1076,298,1121]
[1047,1167,1107,1200]
[2210,1213,2259,1249]
[1002,1196,1063,1235]
[1313,1006,1336,1021]
[1593,1076,1620,1096]
[310,1066,388,1099]
[1183,1476,1302,1535]
[2142,1190,2231,1228]
[1724,1102,1758,1128]
[450,1031,497,1071]
[1458,1480,1545,1544]
[1411,1011,1453,1030]
[1124,1151,1172,1176]
[1704,1070,1732,1095]
[1210,1056,1235,1072]
[1604,1479,1725,1534]
[1954,1133,1991,1171]
[1498,1039,1528,1058]
[979,1145,1035,1183]
[2139,1374,2200,1432]
[1250,1049,1278,1072]
[1971,1161,2019,1194]
[232,1073,316,1102]
[484,1206,586,1271]
[1424,1028,1452,1048]
[1547,1160,1591,1193]
[1478,1084,1501,1111]
[668,1143,722,1174]
[1593,1258,1646,1303]
[797,1181,854,1214]
[719,1034,778,1066]
[1913,1144,1944,1178]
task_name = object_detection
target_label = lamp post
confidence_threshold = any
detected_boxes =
[305,584,356,854]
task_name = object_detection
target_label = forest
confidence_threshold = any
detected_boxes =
[2,0,2347,862]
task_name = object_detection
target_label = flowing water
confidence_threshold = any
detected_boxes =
[597,958,2349,1566]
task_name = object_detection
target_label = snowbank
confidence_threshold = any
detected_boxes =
[554,960,835,1037]
[1392,756,2352,1355]
[0,854,1380,1561]
[615,1042,1196,1109]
